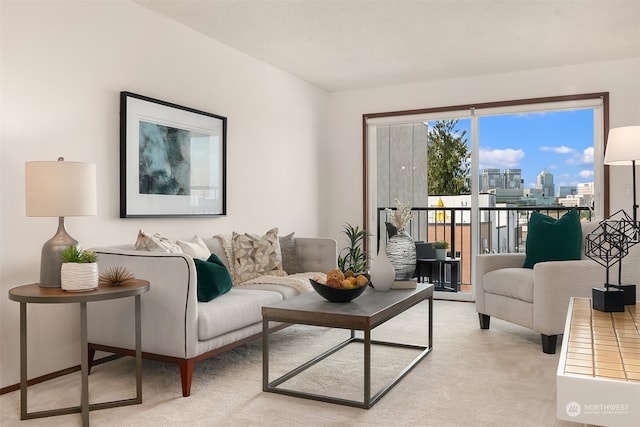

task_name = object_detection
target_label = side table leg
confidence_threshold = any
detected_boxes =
[19,302,27,420]
[80,301,89,427]
[135,295,142,403]
[452,263,460,292]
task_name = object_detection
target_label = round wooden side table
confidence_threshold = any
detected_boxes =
[8,280,150,427]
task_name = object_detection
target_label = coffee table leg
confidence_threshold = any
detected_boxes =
[262,318,269,391]
[429,296,433,348]
[364,328,371,408]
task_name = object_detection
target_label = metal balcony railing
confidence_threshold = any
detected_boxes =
[376,206,593,291]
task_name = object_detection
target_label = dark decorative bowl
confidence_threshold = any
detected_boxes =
[309,278,368,302]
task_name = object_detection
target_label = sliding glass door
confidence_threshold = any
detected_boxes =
[364,93,607,301]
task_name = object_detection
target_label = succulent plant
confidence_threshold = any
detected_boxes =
[61,246,97,263]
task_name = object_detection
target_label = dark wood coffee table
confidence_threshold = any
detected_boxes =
[262,283,433,409]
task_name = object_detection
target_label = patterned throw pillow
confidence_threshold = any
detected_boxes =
[135,230,183,253]
[176,235,211,260]
[232,228,285,283]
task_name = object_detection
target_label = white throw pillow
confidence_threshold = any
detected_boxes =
[232,227,285,284]
[135,230,183,253]
[176,235,211,260]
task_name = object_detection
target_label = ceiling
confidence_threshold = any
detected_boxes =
[134,0,640,92]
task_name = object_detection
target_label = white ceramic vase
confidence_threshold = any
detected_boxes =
[369,239,395,291]
[61,263,99,292]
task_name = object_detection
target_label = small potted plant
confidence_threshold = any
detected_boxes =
[337,223,369,274]
[60,246,99,291]
[432,240,449,260]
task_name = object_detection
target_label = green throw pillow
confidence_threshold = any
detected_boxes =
[194,254,233,302]
[523,210,582,269]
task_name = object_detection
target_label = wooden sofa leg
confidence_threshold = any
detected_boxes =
[179,359,195,397]
[478,313,490,329]
[541,334,558,354]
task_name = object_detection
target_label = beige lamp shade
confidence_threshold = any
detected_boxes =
[25,160,97,217]
[604,126,640,165]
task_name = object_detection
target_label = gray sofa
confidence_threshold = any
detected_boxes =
[87,235,337,397]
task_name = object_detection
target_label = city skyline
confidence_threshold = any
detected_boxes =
[431,108,596,190]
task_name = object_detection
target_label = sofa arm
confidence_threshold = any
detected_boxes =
[88,247,199,359]
[533,259,605,336]
[475,253,526,314]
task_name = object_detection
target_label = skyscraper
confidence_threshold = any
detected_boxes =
[481,168,502,192]
[536,169,555,198]
[503,169,522,189]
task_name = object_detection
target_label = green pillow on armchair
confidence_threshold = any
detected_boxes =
[522,209,582,269]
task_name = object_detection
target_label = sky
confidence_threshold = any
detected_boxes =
[436,109,595,191]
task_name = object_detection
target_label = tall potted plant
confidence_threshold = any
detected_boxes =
[60,246,98,291]
[337,223,368,274]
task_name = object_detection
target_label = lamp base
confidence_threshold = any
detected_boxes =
[592,287,625,312]
[611,284,636,305]
[39,217,79,288]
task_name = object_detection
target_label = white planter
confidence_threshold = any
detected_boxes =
[435,249,447,260]
[61,263,99,292]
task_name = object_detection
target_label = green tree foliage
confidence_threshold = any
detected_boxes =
[427,120,471,195]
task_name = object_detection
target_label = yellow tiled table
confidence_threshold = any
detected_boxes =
[557,297,640,426]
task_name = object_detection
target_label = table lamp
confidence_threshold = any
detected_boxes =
[605,126,640,237]
[25,158,97,287]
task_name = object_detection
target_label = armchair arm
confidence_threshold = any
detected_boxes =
[533,259,605,336]
[475,253,526,313]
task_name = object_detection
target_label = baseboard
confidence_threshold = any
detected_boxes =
[0,354,123,395]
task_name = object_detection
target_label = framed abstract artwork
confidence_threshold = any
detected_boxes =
[120,91,226,217]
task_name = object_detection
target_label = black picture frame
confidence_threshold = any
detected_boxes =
[120,91,226,217]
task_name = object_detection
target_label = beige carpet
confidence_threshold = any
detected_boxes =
[0,300,581,427]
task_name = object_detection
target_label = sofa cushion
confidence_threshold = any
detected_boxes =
[198,288,284,340]
[483,268,534,303]
[523,210,582,269]
[232,228,286,283]
[279,232,302,274]
[240,283,301,299]
[194,254,233,302]
[135,229,183,253]
[176,235,211,260]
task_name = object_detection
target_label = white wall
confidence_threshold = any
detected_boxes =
[0,1,328,388]
[323,58,640,239]
[2,0,639,391]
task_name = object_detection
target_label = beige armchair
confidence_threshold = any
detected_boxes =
[475,221,609,354]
